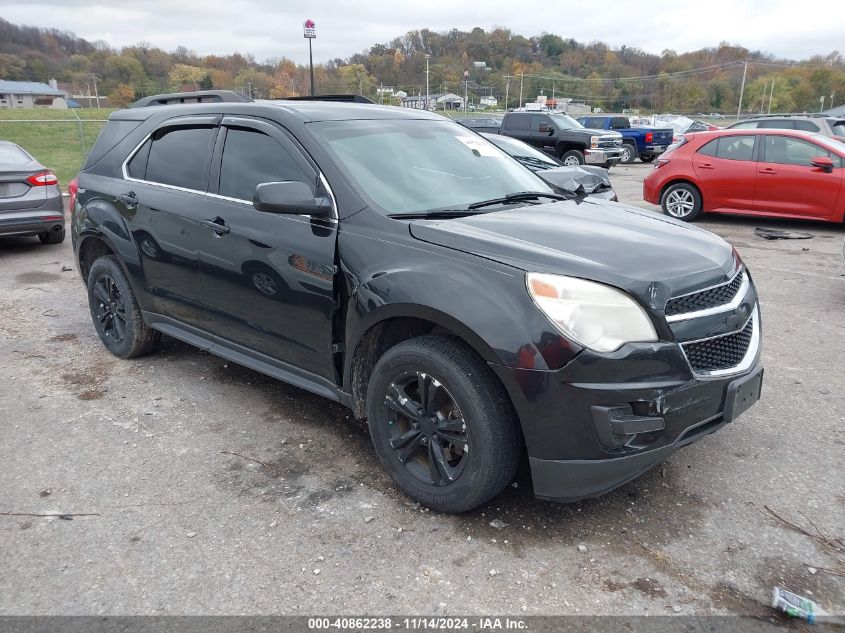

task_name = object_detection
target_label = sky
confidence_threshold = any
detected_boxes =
[2,0,842,64]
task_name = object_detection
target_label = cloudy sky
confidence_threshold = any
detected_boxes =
[2,0,841,64]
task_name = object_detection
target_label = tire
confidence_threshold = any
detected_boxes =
[86,255,161,358]
[640,154,657,163]
[620,142,637,164]
[660,182,702,221]
[38,227,65,244]
[366,335,521,513]
[601,162,613,170]
[560,150,585,167]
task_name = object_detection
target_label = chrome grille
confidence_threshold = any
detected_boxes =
[666,269,744,317]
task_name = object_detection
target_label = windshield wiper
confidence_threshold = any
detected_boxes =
[467,191,569,210]
[387,209,491,220]
[515,156,558,171]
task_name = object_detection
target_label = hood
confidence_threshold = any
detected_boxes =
[409,200,735,309]
[536,165,611,194]
[576,127,618,137]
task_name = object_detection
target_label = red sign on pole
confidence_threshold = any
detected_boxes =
[303,19,316,39]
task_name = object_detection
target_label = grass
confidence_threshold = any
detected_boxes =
[0,108,115,186]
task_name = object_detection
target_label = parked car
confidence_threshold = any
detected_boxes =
[73,91,763,513]
[0,141,64,244]
[653,116,721,144]
[727,114,845,141]
[499,111,624,168]
[643,128,845,222]
[480,132,617,200]
[457,117,502,134]
[577,115,674,164]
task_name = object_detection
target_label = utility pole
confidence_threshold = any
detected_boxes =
[820,95,825,112]
[519,72,524,109]
[830,90,835,109]
[504,75,512,111]
[736,60,748,121]
[424,54,430,111]
[91,73,100,109]
[463,70,469,113]
[247,81,253,98]
[768,78,775,114]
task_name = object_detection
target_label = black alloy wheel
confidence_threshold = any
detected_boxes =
[384,370,469,487]
[92,274,127,344]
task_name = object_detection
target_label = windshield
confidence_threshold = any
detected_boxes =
[483,134,559,167]
[829,119,845,138]
[549,114,583,129]
[309,119,552,215]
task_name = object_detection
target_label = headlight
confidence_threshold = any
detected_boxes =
[526,273,657,353]
[590,135,600,148]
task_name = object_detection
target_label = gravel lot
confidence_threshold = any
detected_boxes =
[1,163,843,618]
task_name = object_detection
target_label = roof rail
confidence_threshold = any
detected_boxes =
[279,94,376,104]
[130,90,252,108]
[739,112,827,119]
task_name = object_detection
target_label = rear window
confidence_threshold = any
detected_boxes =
[697,136,755,161]
[758,119,795,130]
[82,119,142,170]
[142,126,216,191]
[0,143,32,165]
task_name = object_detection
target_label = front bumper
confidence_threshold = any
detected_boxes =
[584,148,623,165]
[490,342,763,503]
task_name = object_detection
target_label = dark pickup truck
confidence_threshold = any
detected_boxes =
[499,112,624,168]
[578,115,673,164]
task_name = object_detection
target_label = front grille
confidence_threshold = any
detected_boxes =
[666,270,744,317]
[682,316,754,372]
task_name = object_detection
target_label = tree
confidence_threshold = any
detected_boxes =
[338,64,374,96]
[199,73,213,90]
[168,64,206,90]
[108,83,135,108]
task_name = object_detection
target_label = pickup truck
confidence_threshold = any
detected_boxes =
[577,115,673,164]
[499,112,624,168]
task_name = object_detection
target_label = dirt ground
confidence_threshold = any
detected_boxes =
[0,163,843,618]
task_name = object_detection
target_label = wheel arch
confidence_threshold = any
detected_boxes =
[659,178,704,209]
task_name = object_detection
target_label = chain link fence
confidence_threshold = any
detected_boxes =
[0,110,111,188]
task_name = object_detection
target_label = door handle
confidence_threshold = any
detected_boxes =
[758,168,777,175]
[201,217,230,236]
[699,163,715,169]
[116,191,137,208]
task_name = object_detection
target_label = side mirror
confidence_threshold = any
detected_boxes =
[538,124,555,135]
[810,156,834,173]
[253,181,328,216]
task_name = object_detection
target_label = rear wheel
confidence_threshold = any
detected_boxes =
[87,255,160,358]
[38,227,65,244]
[661,183,702,221]
[367,335,521,513]
[560,150,585,167]
[640,154,657,163]
[620,142,637,164]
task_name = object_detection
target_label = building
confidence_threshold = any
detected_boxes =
[401,93,464,111]
[479,96,497,108]
[0,79,68,109]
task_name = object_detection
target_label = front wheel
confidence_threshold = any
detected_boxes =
[661,183,702,221]
[366,335,521,513]
[560,150,585,167]
[620,143,637,164]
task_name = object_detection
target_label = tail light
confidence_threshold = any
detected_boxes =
[645,132,653,143]
[654,158,670,169]
[68,179,78,213]
[27,171,58,186]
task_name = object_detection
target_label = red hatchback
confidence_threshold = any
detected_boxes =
[643,129,845,222]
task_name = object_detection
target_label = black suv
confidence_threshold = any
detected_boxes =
[72,92,763,512]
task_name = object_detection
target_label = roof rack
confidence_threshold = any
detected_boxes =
[279,94,375,104]
[130,90,252,108]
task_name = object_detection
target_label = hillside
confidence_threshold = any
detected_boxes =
[0,18,842,113]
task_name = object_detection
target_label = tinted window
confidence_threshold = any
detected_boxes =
[530,115,551,131]
[127,139,151,179]
[84,119,142,170]
[828,120,845,137]
[610,117,628,129]
[219,128,312,201]
[144,126,216,191]
[730,121,758,130]
[697,139,718,157]
[794,120,820,133]
[716,135,755,161]
[761,136,829,167]
[759,119,795,130]
[505,115,530,131]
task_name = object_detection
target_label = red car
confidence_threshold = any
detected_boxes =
[643,129,845,222]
